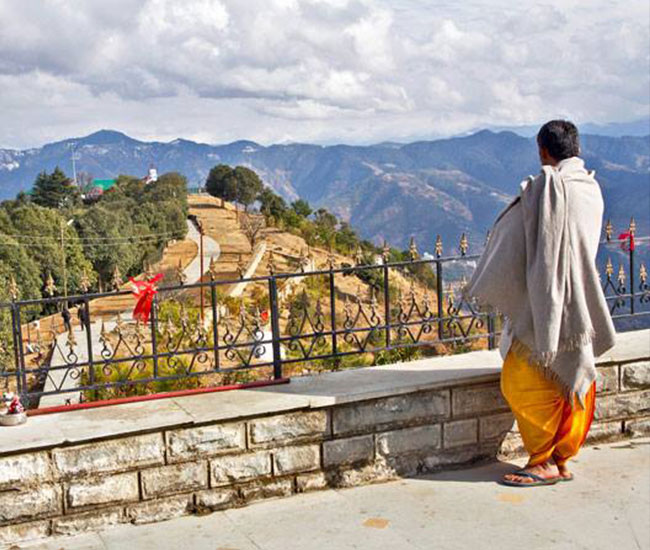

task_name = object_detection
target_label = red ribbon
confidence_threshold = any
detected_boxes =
[618,232,635,252]
[129,273,164,324]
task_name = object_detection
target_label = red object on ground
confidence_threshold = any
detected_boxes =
[618,232,635,252]
[129,273,164,324]
[27,378,290,417]
[260,310,269,323]
[7,395,24,414]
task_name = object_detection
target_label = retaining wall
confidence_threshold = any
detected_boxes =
[1,330,648,546]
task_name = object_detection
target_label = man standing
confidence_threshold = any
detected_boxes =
[61,305,72,333]
[464,120,616,487]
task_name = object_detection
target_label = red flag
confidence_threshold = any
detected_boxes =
[618,232,635,252]
[129,273,164,324]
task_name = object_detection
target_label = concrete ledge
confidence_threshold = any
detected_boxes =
[2,329,647,457]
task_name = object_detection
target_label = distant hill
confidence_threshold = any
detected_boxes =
[1,129,648,250]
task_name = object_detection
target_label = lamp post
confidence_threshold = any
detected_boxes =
[60,218,74,299]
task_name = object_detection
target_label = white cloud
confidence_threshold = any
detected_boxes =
[0,0,648,148]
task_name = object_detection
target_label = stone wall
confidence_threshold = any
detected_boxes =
[1,337,648,546]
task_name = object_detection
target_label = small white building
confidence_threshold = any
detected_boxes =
[143,165,158,184]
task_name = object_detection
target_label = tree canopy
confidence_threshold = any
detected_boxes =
[31,167,80,209]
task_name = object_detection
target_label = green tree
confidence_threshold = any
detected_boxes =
[258,188,287,221]
[205,165,237,202]
[291,199,312,218]
[233,166,263,212]
[31,167,80,209]
[8,204,92,296]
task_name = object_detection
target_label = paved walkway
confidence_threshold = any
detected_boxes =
[20,438,650,550]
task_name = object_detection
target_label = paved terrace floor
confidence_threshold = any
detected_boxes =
[20,438,650,550]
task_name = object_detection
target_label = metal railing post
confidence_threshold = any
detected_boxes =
[210,282,220,370]
[328,271,338,364]
[150,294,159,379]
[268,277,283,380]
[436,260,444,340]
[383,263,391,348]
[10,303,22,396]
[629,243,635,315]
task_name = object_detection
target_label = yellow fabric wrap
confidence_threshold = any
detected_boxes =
[501,347,595,467]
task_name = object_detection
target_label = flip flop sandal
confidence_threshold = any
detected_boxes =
[500,470,561,487]
[558,474,574,482]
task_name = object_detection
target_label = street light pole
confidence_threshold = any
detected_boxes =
[60,218,74,299]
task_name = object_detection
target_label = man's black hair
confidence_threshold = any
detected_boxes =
[536,120,580,161]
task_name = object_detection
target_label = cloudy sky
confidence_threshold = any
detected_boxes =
[0,0,648,149]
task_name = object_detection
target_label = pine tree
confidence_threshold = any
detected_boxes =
[31,167,79,209]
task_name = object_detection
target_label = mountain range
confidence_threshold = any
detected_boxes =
[1,129,648,251]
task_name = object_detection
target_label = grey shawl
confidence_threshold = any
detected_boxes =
[463,157,616,402]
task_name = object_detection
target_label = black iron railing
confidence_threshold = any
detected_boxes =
[0,223,648,409]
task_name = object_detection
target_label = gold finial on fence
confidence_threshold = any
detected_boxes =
[629,217,636,236]
[640,263,647,285]
[237,254,246,279]
[605,257,613,278]
[382,240,390,264]
[111,265,123,290]
[435,235,443,258]
[409,237,418,261]
[267,250,276,275]
[355,246,364,265]
[79,269,91,293]
[209,255,219,281]
[327,247,336,271]
[617,264,626,286]
[8,275,19,301]
[605,219,613,241]
[459,233,468,256]
[45,272,56,297]
[175,260,186,286]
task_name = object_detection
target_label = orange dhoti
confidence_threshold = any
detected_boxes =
[501,347,596,467]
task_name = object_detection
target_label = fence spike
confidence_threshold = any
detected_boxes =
[45,272,56,297]
[267,250,276,275]
[617,264,626,286]
[409,237,418,261]
[435,235,443,258]
[605,257,613,278]
[629,217,636,236]
[8,275,19,301]
[382,240,390,264]
[605,219,613,241]
[209,255,219,281]
[459,233,468,256]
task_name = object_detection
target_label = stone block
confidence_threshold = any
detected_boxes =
[444,419,478,448]
[331,462,397,488]
[273,444,320,475]
[422,446,485,471]
[248,411,329,446]
[596,366,619,393]
[451,383,508,417]
[195,488,239,511]
[210,451,272,486]
[376,424,441,457]
[0,520,50,546]
[141,461,208,499]
[323,435,374,468]
[587,421,623,443]
[333,391,449,435]
[497,432,524,457]
[296,471,329,493]
[0,452,52,490]
[479,412,515,441]
[52,508,124,536]
[67,472,139,509]
[127,495,193,525]
[166,423,245,462]
[239,479,293,503]
[595,390,650,420]
[53,433,164,478]
[621,362,650,390]
[625,416,650,437]
[0,484,61,523]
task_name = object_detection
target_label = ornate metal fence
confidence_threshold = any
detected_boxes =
[0,220,648,410]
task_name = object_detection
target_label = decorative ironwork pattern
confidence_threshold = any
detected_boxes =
[0,227,647,409]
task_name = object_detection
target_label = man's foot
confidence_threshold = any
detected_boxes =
[556,462,574,481]
[502,461,560,485]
